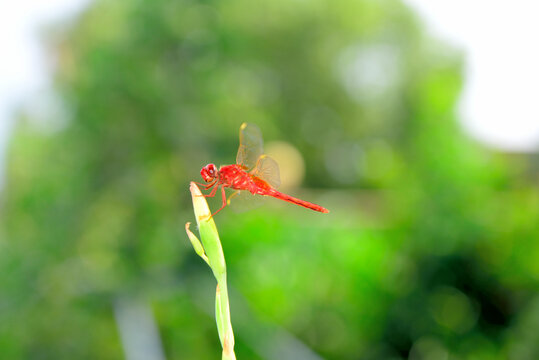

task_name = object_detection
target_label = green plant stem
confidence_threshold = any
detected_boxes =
[186,182,236,360]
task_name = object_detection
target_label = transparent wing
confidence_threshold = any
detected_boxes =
[227,189,265,213]
[252,155,281,189]
[236,122,264,171]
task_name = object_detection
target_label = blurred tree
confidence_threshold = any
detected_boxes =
[1,0,539,359]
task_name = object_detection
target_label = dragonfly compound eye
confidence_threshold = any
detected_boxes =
[201,164,217,182]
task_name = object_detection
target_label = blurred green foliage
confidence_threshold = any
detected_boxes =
[1,0,539,359]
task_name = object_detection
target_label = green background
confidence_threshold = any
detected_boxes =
[1,0,538,358]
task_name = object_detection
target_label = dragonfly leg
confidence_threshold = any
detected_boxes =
[193,181,216,190]
[209,185,228,218]
[202,183,219,198]
[193,180,218,191]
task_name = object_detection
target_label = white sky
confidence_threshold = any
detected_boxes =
[0,0,538,186]
[0,0,90,188]
[404,0,539,152]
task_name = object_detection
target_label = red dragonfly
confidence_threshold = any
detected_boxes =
[199,123,329,217]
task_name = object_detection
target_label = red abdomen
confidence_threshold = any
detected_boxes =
[266,188,329,213]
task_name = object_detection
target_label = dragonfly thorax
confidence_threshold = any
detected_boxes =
[201,163,218,182]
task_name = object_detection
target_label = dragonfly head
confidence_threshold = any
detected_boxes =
[201,163,218,182]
